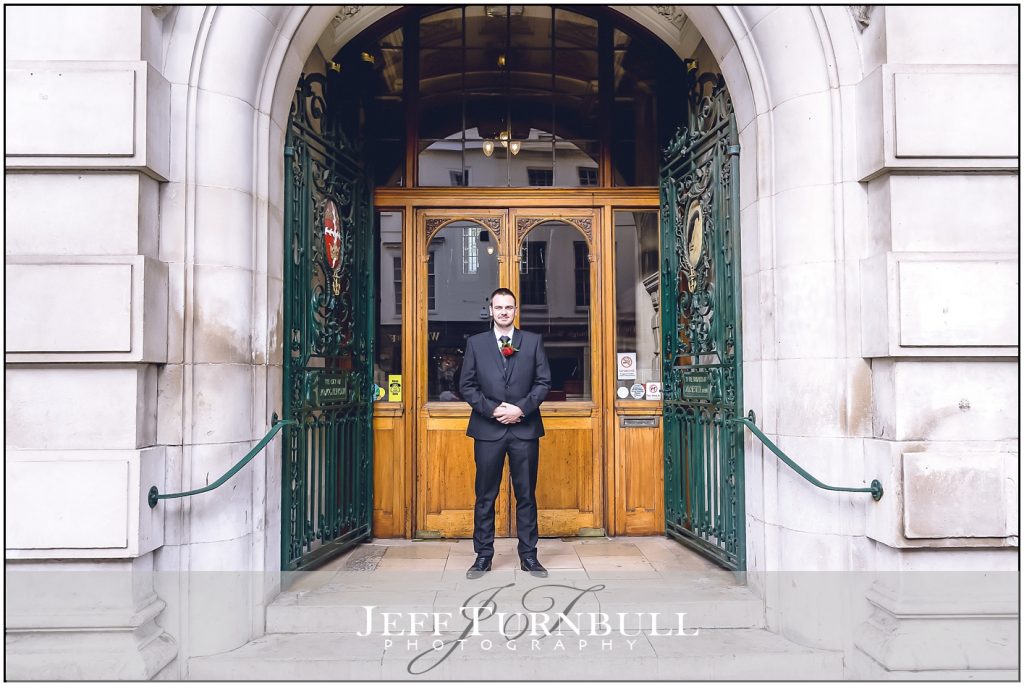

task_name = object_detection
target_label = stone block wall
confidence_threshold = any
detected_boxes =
[850,5,1019,677]
[4,6,178,678]
[854,3,1019,557]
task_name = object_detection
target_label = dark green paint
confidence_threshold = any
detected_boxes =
[681,370,718,401]
[732,413,883,501]
[661,71,746,571]
[282,72,375,572]
[149,415,297,508]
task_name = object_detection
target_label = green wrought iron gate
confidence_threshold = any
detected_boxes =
[661,71,745,570]
[282,71,374,571]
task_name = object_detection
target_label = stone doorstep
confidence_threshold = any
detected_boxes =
[574,542,646,557]
[374,557,448,571]
[187,629,843,681]
[280,570,747,598]
[267,603,436,634]
[267,589,765,633]
[266,604,763,635]
[445,552,585,571]
[582,570,664,580]
[381,545,452,559]
[288,573,754,600]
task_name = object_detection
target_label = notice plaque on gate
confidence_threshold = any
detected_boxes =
[303,371,349,406]
[681,370,718,401]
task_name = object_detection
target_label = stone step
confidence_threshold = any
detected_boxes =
[266,577,765,633]
[266,594,764,633]
[188,628,845,680]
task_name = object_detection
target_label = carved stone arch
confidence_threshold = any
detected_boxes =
[166,0,865,592]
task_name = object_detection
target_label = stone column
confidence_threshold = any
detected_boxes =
[852,5,1019,677]
[4,5,176,678]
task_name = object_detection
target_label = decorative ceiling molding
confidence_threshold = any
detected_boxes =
[653,6,687,30]
[850,5,874,32]
[332,6,362,27]
[318,5,387,61]
[626,6,702,61]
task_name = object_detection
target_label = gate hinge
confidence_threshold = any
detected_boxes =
[284,145,295,157]
[726,144,741,156]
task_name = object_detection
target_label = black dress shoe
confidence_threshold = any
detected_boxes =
[466,556,492,579]
[520,556,548,577]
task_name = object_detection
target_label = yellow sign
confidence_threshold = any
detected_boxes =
[388,374,402,402]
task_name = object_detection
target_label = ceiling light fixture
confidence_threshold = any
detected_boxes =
[481,131,520,157]
[485,6,523,18]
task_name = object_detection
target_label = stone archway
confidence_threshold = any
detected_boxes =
[158,3,866,667]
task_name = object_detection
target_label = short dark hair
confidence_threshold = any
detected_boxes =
[489,288,517,304]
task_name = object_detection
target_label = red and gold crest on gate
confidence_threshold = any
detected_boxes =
[323,199,342,295]
[324,200,342,269]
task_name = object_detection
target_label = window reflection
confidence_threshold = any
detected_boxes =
[376,211,403,389]
[427,221,500,401]
[518,221,592,401]
[345,26,404,186]
[614,210,661,397]
[419,127,598,188]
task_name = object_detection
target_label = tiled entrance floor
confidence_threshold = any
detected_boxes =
[284,535,740,593]
[189,537,848,679]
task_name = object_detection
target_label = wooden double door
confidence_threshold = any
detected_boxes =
[414,208,605,539]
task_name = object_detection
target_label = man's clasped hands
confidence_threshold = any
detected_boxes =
[492,402,524,424]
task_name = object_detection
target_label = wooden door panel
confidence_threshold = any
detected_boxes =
[421,417,510,537]
[372,409,403,537]
[615,418,664,535]
[536,429,593,510]
[520,415,602,537]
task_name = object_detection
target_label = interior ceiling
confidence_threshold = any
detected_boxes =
[316,6,707,69]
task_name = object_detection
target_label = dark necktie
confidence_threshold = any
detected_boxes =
[499,336,510,370]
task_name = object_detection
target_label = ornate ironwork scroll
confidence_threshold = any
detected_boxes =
[282,71,374,572]
[660,71,745,570]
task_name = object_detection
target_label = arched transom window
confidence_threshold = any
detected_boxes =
[334,6,689,188]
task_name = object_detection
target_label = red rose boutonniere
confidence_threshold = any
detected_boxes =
[500,341,519,358]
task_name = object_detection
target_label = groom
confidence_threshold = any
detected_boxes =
[459,288,551,578]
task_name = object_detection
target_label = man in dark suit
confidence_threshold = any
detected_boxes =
[459,288,551,578]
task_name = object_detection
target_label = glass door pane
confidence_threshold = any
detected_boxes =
[613,209,661,398]
[375,210,403,391]
[517,220,593,400]
[426,220,500,401]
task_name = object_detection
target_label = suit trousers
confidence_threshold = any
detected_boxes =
[472,432,539,559]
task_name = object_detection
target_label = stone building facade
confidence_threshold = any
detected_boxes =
[5,5,1018,679]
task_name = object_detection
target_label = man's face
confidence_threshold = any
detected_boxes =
[490,293,517,328]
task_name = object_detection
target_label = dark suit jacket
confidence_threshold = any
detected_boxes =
[459,328,551,440]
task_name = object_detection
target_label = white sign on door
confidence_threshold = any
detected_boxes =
[617,352,637,380]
